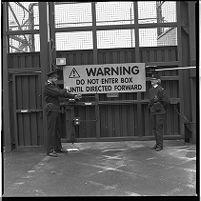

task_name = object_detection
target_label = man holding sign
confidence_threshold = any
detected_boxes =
[43,70,82,157]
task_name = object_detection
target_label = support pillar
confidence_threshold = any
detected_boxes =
[39,2,50,151]
[134,2,143,137]
[3,2,12,152]
[188,2,196,143]
[91,2,100,139]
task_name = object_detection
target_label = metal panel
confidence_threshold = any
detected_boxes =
[8,46,185,145]
[57,50,93,66]
[3,1,195,147]
[13,73,43,148]
[140,46,177,62]
[75,105,96,138]
[100,104,138,138]
[56,46,182,141]
[98,48,136,64]
[8,52,40,69]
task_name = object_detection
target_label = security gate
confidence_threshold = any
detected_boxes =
[3,2,196,151]
[57,47,183,142]
[8,47,184,147]
[12,72,43,148]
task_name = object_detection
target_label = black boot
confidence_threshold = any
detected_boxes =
[151,144,157,149]
[155,146,163,151]
[47,149,58,157]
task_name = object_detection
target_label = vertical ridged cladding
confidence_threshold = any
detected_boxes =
[140,46,179,136]
[15,74,42,146]
[57,50,93,66]
[8,52,40,68]
[8,46,182,143]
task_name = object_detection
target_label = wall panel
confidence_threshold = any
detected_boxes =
[8,53,40,69]
[13,74,43,148]
[8,46,190,146]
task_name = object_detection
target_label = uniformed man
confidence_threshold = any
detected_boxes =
[43,70,81,157]
[148,73,169,151]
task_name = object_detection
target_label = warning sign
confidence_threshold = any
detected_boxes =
[63,63,146,94]
[69,68,80,78]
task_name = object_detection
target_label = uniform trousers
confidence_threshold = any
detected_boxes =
[47,111,62,154]
[150,112,166,148]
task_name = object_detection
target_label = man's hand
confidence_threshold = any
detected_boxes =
[74,94,82,100]
[153,96,158,102]
[65,86,70,92]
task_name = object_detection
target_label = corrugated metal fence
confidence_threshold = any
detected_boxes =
[7,46,183,147]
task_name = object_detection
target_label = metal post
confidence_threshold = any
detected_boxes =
[39,2,50,151]
[134,1,142,137]
[188,2,196,143]
[49,2,56,71]
[176,1,185,140]
[3,2,12,152]
[28,4,35,51]
[91,2,100,139]
[130,7,133,47]
[188,2,196,66]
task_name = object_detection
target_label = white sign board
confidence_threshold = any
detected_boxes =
[63,63,146,94]
[56,58,66,65]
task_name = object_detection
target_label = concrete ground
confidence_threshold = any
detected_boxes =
[2,140,197,197]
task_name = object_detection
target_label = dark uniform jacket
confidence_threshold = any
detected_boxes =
[148,85,169,114]
[43,82,75,115]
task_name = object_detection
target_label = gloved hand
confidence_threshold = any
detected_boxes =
[153,96,158,102]
[74,94,82,100]
[65,86,71,92]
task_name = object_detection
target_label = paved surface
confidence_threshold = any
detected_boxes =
[2,140,197,197]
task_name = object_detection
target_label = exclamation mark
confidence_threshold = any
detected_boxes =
[72,69,76,77]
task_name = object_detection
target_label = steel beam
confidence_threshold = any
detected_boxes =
[134,1,143,137]
[176,1,185,140]
[49,2,56,70]
[8,3,30,50]
[188,2,196,143]
[54,22,177,33]
[91,2,100,139]
[39,2,50,151]
[3,2,12,152]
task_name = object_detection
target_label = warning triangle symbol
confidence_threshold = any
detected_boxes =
[69,68,80,78]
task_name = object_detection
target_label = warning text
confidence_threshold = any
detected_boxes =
[63,63,146,94]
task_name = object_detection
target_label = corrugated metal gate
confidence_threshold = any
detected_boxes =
[4,2,196,150]
[56,46,182,142]
[7,46,183,147]
[12,72,43,148]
